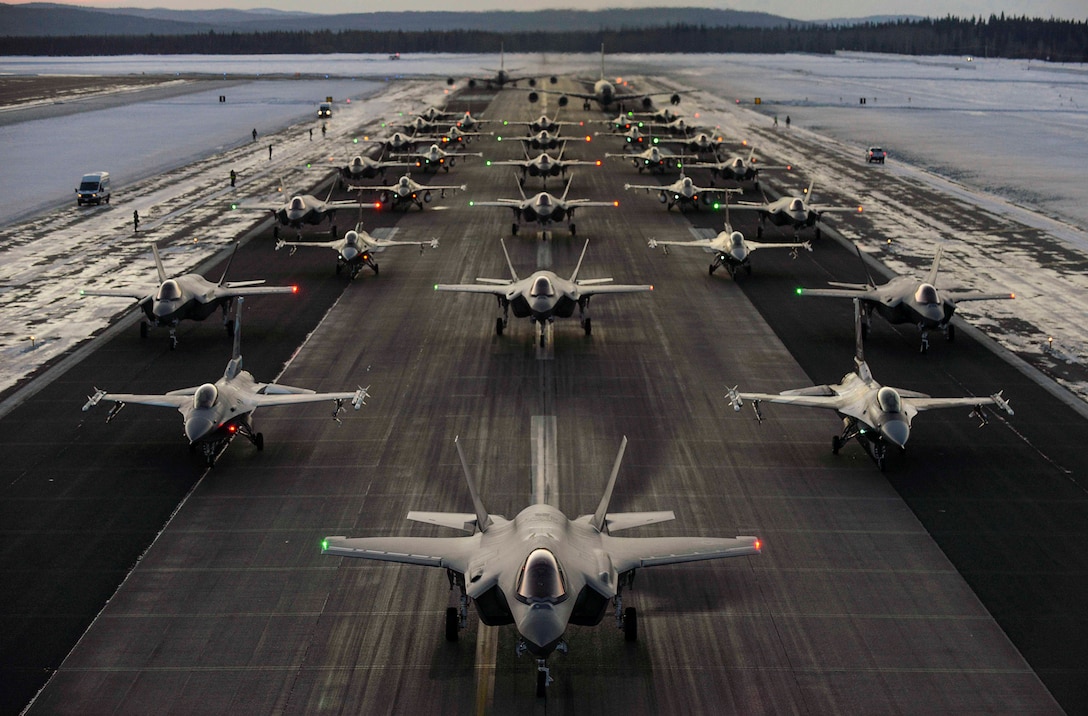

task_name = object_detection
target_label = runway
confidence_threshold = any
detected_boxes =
[3,78,1078,714]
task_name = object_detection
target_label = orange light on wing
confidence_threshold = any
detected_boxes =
[754,539,762,551]
[613,201,619,207]
[228,425,237,433]
[595,160,602,166]
[291,286,299,294]
[1009,293,1016,299]
[585,135,592,142]
[857,205,864,213]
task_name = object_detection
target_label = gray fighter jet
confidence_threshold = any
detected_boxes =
[606,145,696,175]
[353,172,465,212]
[730,179,863,239]
[434,239,651,346]
[649,222,810,278]
[231,181,377,240]
[727,300,1013,471]
[394,143,482,173]
[83,298,368,467]
[689,147,790,189]
[470,176,618,237]
[487,148,600,187]
[624,173,739,212]
[79,243,297,349]
[276,224,438,279]
[797,245,1015,352]
[322,434,760,697]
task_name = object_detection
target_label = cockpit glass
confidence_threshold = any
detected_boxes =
[344,231,358,247]
[877,386,902,413]
[289,197,305,211]
[193,383,218,410]
[530,276,555,298]
[730,233,744,248]
[789,198,805,211]
[538,194,551,207]
[915,284,939,305]
[516,548,567,604]
[155,279,181,301]
[731,158,744,168]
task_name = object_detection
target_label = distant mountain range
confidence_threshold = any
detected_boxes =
[0,4,918,37]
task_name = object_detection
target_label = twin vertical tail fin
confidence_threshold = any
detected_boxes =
[569,239,591,283]
[151,244,168,284]
[590,436,628,533]
[499,239,520,282]
[926,245,945,286]
[217,242,241,286]
[455,436,493,532]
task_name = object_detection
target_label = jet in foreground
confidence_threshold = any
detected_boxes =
[322,434,760,696]
[434,239,651,346]
[796,245,1015,352]
[83,299,368,467]
[276,224,438,279]
[471,176,618,237]
[79,243,297,349]
[727,300,1013,470]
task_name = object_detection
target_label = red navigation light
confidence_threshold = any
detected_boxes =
[613,201,619,207]
[228,425,237,433]
[754,539,762,551]
[291,285,299,294]
[595,160,602,166]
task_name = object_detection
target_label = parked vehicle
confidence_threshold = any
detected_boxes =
[866,147,887,164]
[76,171,111,205]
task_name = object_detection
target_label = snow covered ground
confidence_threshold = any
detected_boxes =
[2,51,1088,405]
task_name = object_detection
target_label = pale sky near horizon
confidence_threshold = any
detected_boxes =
[7,0,1086,22]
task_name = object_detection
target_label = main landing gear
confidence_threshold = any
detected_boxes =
[615,570,638,641]
[445,569,468,642]
[495,298,509,337]
[832,418,888,471]
[579,297,592,337]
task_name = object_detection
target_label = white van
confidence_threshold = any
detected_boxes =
[76,171,111,205]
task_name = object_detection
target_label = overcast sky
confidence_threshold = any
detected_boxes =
[10,0,1087,21]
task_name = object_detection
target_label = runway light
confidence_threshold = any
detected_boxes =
[230,203,237,209]
[585,135,592,142]
[353,138,358,144]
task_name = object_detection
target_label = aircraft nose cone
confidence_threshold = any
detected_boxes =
[185,416,215,444]
[881,419,910,449]
[152,301,176,319]
[519,603,566,655]
[342,246,358,261]
[920,303,945,325]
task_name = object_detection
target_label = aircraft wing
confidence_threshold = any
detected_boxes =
[79,288,152,301]
[471,199,522,208]
[624,183,665,192]
[322,535,478,572]
[326,200,382,210]
[424,183,468,193]
[249,386,368,410]
[231,200,282,212]
[734,390,845,411]
[576,283,653,296]
[797,287,884,301]
[565,199,620,208]
[747,239,812,253]
[207,284,297,301]
[83,390,189,411]
[276,239,340,250]
[434,283,511,296]
[945,291,1015,303]
[605,534,761,573]
[907,392,1013,414]
[648,238,714,249]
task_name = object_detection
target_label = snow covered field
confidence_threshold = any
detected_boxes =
[2,51,1088,405]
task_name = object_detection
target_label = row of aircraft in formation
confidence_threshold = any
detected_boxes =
[75,49,1016,697]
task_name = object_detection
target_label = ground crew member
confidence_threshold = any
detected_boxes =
[230,169,236,187]
[133,210,139,233]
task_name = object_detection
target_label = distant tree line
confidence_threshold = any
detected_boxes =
[3,15,1085,62]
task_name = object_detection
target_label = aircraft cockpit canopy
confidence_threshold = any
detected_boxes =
[537,194,552,208]
[914,283,940,305]
[530,276,555,298]
[155,279,182,302]
[788,198,805,212]
[681,177,694,189]
[731,158,745,169]
[516,548,568,604]
[289,196,306,211]
[344,231,358,247]
[877,386,903,414]
[193,383,218,410]
[730,232,745,249]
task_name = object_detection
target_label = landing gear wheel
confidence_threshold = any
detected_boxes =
[495,317,504,336]
[814,227,822,240]
[623,607,638,642]
[876,455,887,472]
[569,223,576,236]
[539,332,546,348]
[861,323,870,341]
[745,264,752,276]
[511,223,519,236]
[583,318,592,336]
[330,224,337,239]
[255,433,264,451]
[947,324,956,342]
[206,454,215,468]
[373,264,380,277]
[756,225,764,238]
[273,226,280,240]
[709,264,716,275]
[140,322,149,339]
[225,320,235,338]
[536,670,548,698]
[445,607,459,642]
[831,435,842,455]
[169,335,178,351]
[336,262,343,276]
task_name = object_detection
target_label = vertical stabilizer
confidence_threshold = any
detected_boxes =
[590,436,628,533]
[151,244,168,284]
[853,297,865,365]
[599,43,606,80]
[224,297,244,379]
[569,239,591,283]
[218,242,241,286]
[499,239,520,282]
[926,245,945,286]
[455,436,493,532]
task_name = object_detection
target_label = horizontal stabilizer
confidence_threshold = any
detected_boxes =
[604,511,675,532]
[407,511,481,533]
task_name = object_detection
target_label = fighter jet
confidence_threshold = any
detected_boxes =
[352,172,465,212]
[486,148,601,187]
[624,173,739,212]
[671,130,727,155]
[605,145,696,175]
[689,148,790,189]
[79,243,297,349]
[501,112,581,135]
[528,44,679,111]
[276,223,438,279]
[515,129,568,152]
[430,124,492,146]
[434,239,651,346]
[322,434,761,696]
[231,182,377,239]
[394,143,482,173]
[796,244,1015,352]
[470,176,618,237]
[82,298,369,467]
[730,180,863,239]
[726,300,1013,471]
[335,151,412,188]
[649,221,810,278]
